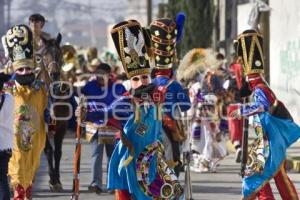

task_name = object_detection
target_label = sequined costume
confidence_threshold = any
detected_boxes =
[234,30,300,200]
[85,20,184,200]
[2,24,48,200]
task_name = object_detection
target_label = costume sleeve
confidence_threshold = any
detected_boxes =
[240,88,271,116]
[85,96,133,122]
[115,83,127,96]
[168,81,191,113]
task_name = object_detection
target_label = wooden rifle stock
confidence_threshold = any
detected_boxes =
[71,97,85,200]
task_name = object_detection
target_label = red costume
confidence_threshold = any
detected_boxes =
[235,29,299,200]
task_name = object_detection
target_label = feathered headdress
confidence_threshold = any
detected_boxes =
[111,20,151,78]
[176,12,185,43]
[176,48,221,84]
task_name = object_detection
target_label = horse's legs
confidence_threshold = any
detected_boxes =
[44,135,55,185]
[54,124,67,186]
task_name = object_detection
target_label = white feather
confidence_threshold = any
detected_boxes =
[135,30,145,56]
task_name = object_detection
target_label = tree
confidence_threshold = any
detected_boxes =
[167,0,215,58]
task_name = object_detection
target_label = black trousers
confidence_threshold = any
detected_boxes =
[0,150,11,200]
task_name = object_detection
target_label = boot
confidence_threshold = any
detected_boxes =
[13,184,25,200]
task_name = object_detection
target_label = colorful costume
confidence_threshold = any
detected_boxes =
[235,30,300,199]
[177,48,227,173]
[149,17,191,175]
[86,20,183,200]
[190,93,227,172]
[3,24,48,200]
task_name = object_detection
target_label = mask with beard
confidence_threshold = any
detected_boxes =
[131,83,156,99]
[15,73,35,86]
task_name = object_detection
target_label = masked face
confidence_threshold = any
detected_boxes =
[15,73,35,86]
[130,74,150,89]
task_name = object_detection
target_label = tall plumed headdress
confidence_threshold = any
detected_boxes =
[111,20,151,78]
[149,12,185,69]
[235,29,264,75]
[4,24,34,71]
[176,48,221,84]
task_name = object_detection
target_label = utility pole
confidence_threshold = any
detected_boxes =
[259,0,270,83]
[147,0,152,25]
[212,0,219,50]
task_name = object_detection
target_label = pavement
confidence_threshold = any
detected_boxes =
[31,134,300,200]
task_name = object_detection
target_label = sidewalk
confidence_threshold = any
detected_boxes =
[287,140,300,172]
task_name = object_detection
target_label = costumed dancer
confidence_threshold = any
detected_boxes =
[176,48,227,173]
[192,93,227,173]
[3,24,48,200]
[149,14,191,176]
[230,29,300,200]
[79,20,184,200]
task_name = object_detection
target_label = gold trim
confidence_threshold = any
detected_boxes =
[153,48,174,57]
[118,30,128,76]
[111,21,140,34]
[151,35,176,45]
[13,59,34,71]
[150,20,176,33]
[248,35,256,72]
[255,38,265,71]
[155,64,173,69]
[280,163,298,200]
[241,37,249,75]
[240,34,264,75]
[237,32,263,40]
[127,68,150,78]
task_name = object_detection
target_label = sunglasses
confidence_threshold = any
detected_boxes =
[16,67,32,72]
[132,75,149,82]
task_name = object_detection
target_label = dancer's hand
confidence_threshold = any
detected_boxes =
[75,105,87,121]
[75,96,87,121]
[229,109,241,119]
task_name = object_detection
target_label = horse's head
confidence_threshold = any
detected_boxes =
[38,33,63,82]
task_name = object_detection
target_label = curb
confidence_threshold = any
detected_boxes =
[286,156,300,172]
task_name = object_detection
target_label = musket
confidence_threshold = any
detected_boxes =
[241,97,249,178]
[71,96,86,200]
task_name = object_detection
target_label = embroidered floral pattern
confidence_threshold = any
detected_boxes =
[15,105,35,151]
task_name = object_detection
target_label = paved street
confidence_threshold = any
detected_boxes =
[32,135,300,200]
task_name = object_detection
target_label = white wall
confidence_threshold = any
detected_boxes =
[270,0,300,123]
[237,1,300,123]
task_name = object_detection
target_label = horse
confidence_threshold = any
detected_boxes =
[37,34,73,192]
